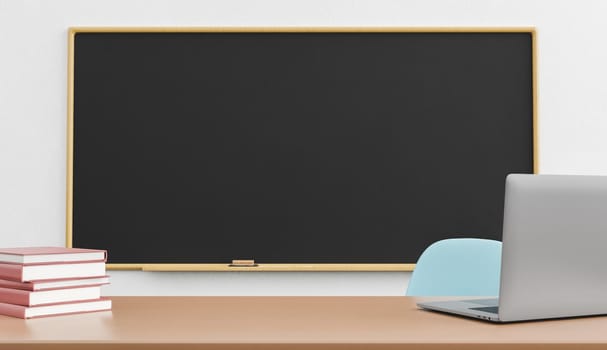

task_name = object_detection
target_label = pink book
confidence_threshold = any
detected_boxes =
[0,261,106,282]
[0,247,106,265]
[0,275,110,291]
[0,298,112,319]
[0,285,101,306]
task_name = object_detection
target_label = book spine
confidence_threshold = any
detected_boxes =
[0,287,30,306]
[0,263,24,282]
[0,279,33,291]
[0,302,26,318]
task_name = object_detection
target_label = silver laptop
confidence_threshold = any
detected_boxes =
[417,174,607,322]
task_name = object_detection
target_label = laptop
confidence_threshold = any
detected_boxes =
[417,174,607,322]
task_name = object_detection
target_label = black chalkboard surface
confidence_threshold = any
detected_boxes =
[68,29,535,270]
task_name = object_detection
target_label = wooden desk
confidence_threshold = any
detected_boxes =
[1,296,607,349]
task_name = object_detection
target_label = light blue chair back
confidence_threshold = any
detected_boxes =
[406,238,502,296]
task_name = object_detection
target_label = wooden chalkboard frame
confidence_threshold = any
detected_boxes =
[66,27,538,271]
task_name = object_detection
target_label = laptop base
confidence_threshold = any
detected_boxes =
[417,298,502,323]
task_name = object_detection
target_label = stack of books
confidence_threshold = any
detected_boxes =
[0,247,111,319]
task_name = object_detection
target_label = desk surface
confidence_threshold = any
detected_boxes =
[1,296,607,349]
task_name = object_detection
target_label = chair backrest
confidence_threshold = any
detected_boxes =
[406,238,502,296]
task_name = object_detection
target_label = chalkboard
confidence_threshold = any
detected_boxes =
[67,28,536,271]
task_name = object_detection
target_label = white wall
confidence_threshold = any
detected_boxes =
[1,0,606,295]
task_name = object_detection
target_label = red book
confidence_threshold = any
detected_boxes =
[0,276,110,291]
[0,298,112,319]
[0,247,106,265]
[0,261,106,282]
[0,286,101,306]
